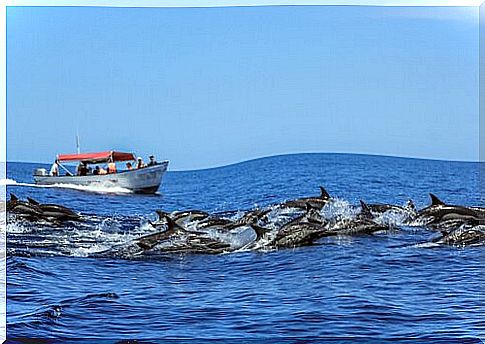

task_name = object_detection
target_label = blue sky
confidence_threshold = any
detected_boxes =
[7,5,478,170]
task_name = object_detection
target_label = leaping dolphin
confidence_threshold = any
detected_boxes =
[26,197,82,221]
[281,186,331,210]
[138,214,190,250]
[359,200,416,216]
[359,200,416,222]
[416,194,484,227]
[7,193,44,218]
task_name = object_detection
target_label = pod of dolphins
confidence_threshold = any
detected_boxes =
[6,187,485,258]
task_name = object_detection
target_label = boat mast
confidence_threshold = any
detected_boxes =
[76,132,80,154]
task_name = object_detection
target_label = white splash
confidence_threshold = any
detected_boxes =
[373,210,411,227]
[321,198,358,220]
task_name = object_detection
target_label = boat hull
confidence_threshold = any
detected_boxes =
[33,161,168,194]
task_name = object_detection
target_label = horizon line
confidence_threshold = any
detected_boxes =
[5,151,483,172]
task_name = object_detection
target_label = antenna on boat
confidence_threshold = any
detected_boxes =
[76,131,80,154]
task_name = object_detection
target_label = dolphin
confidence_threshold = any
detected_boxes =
[434,225,485,246]
[27,197,82,221]
[137,214,190,250]
[277,203,326,231]
[415,194,484,227]
[247,204,328,249]
[233,208,272,227]
[10,203,44,218]
[359,200,375,220]
[359,200,416,216]
[6,193,20,211]
[149,209,208,229]
[140,213,233,254]
[197,217,234,229]
[91,214,189,259]
[327,216,389,236]
[249,221,327,249]
[358,200,417,225]
[146,210,171,229]
[172,210,210,226]
[281,186,331,210]
[7,194,44,218]
[272,222,327,248]
[7,194,30,210]
[154,234,232,254]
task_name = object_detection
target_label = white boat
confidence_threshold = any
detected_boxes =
[33,151,168,194]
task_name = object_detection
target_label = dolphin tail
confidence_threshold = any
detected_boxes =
[27,197,40,206]
[360,200,373,218]
[319,186,330,200]
[429,193,445,206]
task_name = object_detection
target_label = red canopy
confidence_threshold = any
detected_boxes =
[57,151,135,163]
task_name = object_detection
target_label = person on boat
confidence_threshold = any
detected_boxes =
[107,162,117,174]
[77,162,88,176]
[81,164,88,176]
[98,166,107,175]
[126,162,133,170]
[93,166,100,175]
[50,161,59,176]
[137,157,145,169]
[147,155,157,166]
[76,162,83,176]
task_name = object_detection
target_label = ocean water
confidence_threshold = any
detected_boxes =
[4,153,485,342]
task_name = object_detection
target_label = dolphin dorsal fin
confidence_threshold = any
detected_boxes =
[155,210,168,220]
[250,224,269,240]
[160,214,174,231]
[319,186,330,200]
[161,214,188,234]
[360,200,373,218]
[429,193,445,206]
[10,193,18,202]
[27,197,40,206]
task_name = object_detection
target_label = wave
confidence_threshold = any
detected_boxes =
[6,214,151,258]
[1,178,133,194]
[7,292,119,328]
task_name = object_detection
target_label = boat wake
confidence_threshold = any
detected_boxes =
[1,178,133,194]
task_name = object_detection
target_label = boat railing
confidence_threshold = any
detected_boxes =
[38,159,167,178]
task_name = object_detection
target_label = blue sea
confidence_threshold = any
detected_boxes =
[4,153,485,342]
